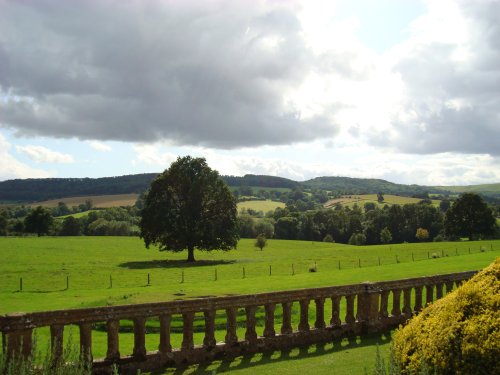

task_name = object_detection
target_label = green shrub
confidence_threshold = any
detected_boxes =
[391,258,500,374]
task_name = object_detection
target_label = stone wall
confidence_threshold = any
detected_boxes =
[0,270,476,374]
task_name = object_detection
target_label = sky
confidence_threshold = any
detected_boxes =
[1,0,499,186]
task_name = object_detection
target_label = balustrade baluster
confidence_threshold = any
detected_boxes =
[79,323,92,363]
[436,283,444,299]
[132,317,147,358]
[203,310,217,348]
[391,289,401,316]
[414,286,423,312]
[50,324,64,364]
[225,307,238,345]
[426,285,434,306]
[106,319,120,361]
[281,302,293,334]
[330,296,341,327]
[181,312,195,350]
[263,303,276,337]
[4,329,32,358]
[402,288,412,316]
[298,299,310,332]
[445,281,454,294]
[379,290,389,318]
[314,298,326,329]
[159,314,172,353]
[245,306,258,343]
[345,295,355,324]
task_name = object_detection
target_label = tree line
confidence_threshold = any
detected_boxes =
[238,193,499,244]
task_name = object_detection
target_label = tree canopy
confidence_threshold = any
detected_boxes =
[139,156,239,262]
[24,206,53,236]
[445,193,496,240]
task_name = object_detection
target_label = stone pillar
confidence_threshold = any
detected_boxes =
[132,317,147,358]
[391,289,401,316]
[414,286,423,312]
[345,295,356,325]
[426,285,434,306]
[106,319,120,361]
[402,288,412,316]
[181,312,195,350]
[159,314,172,353]
[263,303,276,337]
[79,323,93,363]
[379,290,389,318]
[445,281,454,294]
[245,306,258,343]
[50,324,64,364]
[225,307,238,345]
[4,329,33,359]
[436,283,444,299]
[281,302,293,334]
[298,299,310,332]
[330,296,341,327]
[314,298,326,329]
[203,310,217,348]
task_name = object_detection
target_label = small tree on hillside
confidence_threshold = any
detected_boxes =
[140,156,239,262]
[416,227,429,242]
[254,234,267,251]
[380,227,392,244]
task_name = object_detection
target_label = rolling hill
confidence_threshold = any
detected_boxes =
[1,172,499,204]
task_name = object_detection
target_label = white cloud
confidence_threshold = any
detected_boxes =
[16,145,74,164]
[0,134,51,180]
[87,141,112,152]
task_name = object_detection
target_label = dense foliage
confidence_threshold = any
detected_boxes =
[391,259,500,374]
[140,156,239,262]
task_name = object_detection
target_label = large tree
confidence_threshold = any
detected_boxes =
[140,156,239,262]
[24,206,53,236]
[445,193,496,240]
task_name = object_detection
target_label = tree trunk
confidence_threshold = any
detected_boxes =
[187,246,195,262]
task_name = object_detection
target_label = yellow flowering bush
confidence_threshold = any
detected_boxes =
[391,258,500,374]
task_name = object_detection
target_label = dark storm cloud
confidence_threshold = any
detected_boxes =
[375,1,500,156]
[0,0,337,148]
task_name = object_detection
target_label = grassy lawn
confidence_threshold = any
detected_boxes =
[0,237,497,372]
[237,200,285,212]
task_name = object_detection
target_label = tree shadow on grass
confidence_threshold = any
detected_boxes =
[150,332,391,374]
[118,259,237,269]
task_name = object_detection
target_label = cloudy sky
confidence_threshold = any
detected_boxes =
[1,0,499,185]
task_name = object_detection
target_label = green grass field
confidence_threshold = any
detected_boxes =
[237,200,285,212]
[324,194,441,209]
[31,194,139,208]
[0,237,497,373]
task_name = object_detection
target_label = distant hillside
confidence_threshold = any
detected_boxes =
[302,176,445,196]
[0,173,297,203]
[1,172,499,203]
[0,174,157,202]
[434,183,500,199]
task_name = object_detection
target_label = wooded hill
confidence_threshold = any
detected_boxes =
[1,173,498,203]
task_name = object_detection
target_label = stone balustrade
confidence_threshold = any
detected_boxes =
[0,271,476,374]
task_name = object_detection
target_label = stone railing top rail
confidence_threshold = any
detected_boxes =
[0,270,476,332]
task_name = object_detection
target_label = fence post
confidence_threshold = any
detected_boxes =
[215,268,218,281]
[243,267,245,279]
[66,276,69,290]
[292,264,295,276]
[269,265,272,276]
[181,270,184,283]
[147,273,150,286]
[20,277,23,291]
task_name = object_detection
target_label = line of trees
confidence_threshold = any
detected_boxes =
[238,193,498,244]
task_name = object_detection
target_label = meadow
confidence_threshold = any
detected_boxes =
[30,194,139,208]
[0,237,498,374]
[237,200,285,212]
[324,194,442,208]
